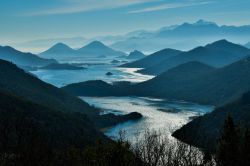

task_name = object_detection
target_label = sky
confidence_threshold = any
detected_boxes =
[1,0,250,44]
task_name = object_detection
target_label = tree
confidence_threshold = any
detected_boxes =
[215,115,240,166]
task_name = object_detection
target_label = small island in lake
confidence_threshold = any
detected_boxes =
[106,72,113,76]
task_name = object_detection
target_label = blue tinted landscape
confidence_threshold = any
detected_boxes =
[1,0,250,165]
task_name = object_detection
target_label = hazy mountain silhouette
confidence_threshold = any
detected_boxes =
[138,40,250,75]
[40,41,126,59]
[126,50,145,60]
[111,20,250,52]
[120,48,182,69]
[135,56,250,105]
[40,43,77,58]
[0,46,57,67]
[173,90,250,151]
[78,41,126,57]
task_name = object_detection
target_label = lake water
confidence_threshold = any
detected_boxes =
[82,96,213,142]
[31,56,214,141]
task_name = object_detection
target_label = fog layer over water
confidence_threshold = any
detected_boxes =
[83,96,213,142]
[31,56,214,141]
[31,57,153,87]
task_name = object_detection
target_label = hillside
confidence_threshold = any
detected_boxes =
[136,57,250,105]
[0,60,141,128]
[0,90,104,151]
[0,46,57,67]
[138,40,250,75]
[63,57,250,106]
[120,48,182,68]
[172,91,250,151]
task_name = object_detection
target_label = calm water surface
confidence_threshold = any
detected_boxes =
[31,56,214,141]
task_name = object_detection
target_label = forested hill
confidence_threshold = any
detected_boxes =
[0,90,104,151]
[172,90,250,151]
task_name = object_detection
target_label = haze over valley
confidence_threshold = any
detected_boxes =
[1,0,250,165]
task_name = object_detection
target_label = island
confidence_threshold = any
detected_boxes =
[106,72,113,76]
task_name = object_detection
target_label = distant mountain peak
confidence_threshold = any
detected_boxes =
[130,50,143,54]
[51,42,72,49]
[194,19,217,26]
[127,50,145,59]
[86,41,106,48]
[205,39,248,50]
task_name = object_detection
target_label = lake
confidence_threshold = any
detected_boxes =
[31,57,214,141]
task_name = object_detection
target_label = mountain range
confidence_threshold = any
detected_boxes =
[0,45,57,67]
[63,55,250,106]
[9,20,250,54]
[40,41,126,59]
[122,40,250,75]
[111,20,250,52]
[120,48,182,69]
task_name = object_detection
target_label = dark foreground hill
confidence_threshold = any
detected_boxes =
[138,40,250,75]
[172,91,250,152]
[0,46,57,67]
[0,90,104,151]
[63,57,250,106]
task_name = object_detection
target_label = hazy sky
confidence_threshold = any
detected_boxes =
[1,0,250,43]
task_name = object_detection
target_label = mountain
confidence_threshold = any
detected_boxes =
[0,90,104,151]
[78,41,126,57]
[40,41,126,59]
[136,57,250,105]
[63,57,250,106]
[111,20,250,52]
[245,42,250,49]
[0,45,57,67]
[0,59,141,128]
[120,48,182,69]
[126,50,145,60]
[39,43,77,58]
[10,36,88,53]
[172,90,250,152]
[138,40,250,75]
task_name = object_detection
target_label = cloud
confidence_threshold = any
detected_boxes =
[128,0,212,14]
[25,0,158,16]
